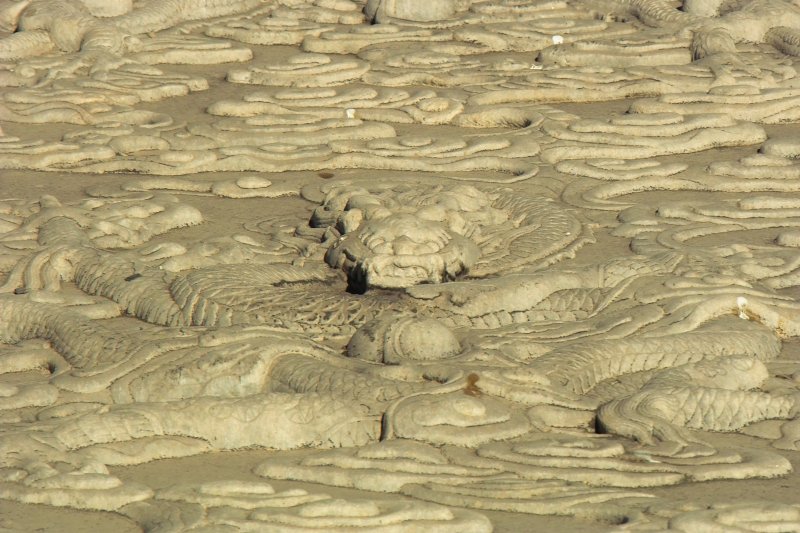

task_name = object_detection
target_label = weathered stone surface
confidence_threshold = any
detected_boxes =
[1,1,800,531]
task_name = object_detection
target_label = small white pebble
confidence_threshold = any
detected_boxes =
[552,35,564,45]
[345,108,356,119]
[736,296,748,320]
[529,64,543,70]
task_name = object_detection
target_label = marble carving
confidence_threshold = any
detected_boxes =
[1,0,800,531]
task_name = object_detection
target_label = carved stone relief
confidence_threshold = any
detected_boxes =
[1,0,800,531]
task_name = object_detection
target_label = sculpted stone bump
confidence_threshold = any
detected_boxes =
[326,212,480,291]
[365,0,468,23]
[347,315,461,364]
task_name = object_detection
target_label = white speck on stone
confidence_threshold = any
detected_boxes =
[736,296,749,320]
[530,64,543,70]
[346,108,356,119]
[552,35,564,45]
